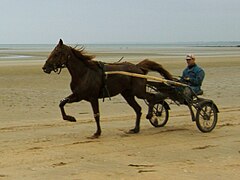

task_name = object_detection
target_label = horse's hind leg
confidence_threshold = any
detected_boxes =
[121,92,142,134]
[137,92,156,120]
[59,94,78,122]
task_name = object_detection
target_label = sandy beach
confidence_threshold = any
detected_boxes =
[0,46,239,179]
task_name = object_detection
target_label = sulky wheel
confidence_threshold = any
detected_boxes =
[196,102,218,132]
[149,102,169,127]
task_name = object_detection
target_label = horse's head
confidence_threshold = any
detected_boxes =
[42,39,71,74]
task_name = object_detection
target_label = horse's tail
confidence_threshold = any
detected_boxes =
[136,59,173,80]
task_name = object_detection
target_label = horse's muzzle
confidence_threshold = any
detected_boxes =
[42,66,52,74]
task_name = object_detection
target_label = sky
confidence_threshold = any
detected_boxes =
[1,0,240,44]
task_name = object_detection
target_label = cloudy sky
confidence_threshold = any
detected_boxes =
[1,0,239,44]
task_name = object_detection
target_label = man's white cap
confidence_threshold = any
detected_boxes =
[186,54,195,60]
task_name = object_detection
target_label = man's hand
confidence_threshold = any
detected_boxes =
[184,77,190,81]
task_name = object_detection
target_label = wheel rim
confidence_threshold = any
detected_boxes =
[150,104,167,126]
[198,104,216,131]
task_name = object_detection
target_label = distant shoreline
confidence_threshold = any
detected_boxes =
[192,45,240,47]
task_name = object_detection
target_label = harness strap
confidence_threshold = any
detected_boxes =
[94,113,100,118]
[98,61,111,102]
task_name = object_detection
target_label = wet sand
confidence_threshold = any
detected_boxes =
[0,47,239,179]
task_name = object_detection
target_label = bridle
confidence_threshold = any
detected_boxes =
[53,64,66,74]
[52,54,71,74]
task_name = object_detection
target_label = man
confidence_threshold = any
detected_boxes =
[180,54,205,95]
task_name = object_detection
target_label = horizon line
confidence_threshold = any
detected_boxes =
[1,40,240,45]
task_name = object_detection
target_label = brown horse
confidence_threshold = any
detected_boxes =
[42,39,173,138]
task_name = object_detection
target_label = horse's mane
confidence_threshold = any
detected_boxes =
[70,46,98,69]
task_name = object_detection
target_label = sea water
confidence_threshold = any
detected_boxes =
[0,42,240,62]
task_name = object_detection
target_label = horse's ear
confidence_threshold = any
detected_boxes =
[59,39,63,46]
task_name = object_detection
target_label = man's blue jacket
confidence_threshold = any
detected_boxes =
[180,64,205,94]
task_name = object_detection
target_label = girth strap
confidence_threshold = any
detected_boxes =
[98,61,111,102]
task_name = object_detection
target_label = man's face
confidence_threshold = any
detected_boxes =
[186,58,195,66]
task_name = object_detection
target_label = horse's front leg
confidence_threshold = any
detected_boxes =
[59,94,78,122]
[90,99,101,138]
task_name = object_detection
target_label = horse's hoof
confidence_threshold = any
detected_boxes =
[127,128,139,134]
[146,113,153,120]
[63,116,76,122]
[87,133,100,139]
